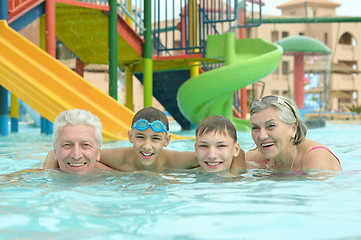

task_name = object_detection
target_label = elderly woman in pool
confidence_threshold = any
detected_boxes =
[245,95,342,171]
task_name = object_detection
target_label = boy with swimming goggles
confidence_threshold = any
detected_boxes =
[195,115,246,173]
[97,107,200,171]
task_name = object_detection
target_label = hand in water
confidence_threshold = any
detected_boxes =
[265,159,278,170]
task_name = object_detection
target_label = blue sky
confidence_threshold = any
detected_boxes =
[262,0,361,17]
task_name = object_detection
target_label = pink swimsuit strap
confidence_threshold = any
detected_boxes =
[300,146,341,169]
[265,146,341,169]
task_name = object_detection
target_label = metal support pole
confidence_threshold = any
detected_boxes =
[125,66,134,111]
[294,53,305,111]
[0,0,9,136]
[43,0,55,135]
[143,0,153,107]
[109,0,118,100]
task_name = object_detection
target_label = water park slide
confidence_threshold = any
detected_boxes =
[177,33,283,131]
[0,20,134,141]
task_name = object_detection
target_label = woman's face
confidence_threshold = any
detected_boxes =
[250,107,297,160]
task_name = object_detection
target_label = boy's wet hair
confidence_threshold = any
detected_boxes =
[196,115,237,142]
[132,107,169,131]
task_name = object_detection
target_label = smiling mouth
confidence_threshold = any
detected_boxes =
[205,162,222,168]
[141,151,154,159]
[261,142,275,148]
[67,162,86,167]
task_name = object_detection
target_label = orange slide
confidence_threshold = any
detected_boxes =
[0,20,134,141]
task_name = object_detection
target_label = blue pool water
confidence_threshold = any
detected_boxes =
[0,122,361,240]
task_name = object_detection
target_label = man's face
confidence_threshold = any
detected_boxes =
[55,124,100,174]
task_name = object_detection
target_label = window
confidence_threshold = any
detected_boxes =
[282,61,289,75]
[271,90,279,95]
[339,60,358,76]
[271,31,279,42]
[299,32,304,36]
[311,9,316,17]
[339,60,357,68]
[282,31,289,38]
[324,32,328,45]
[339,32,357,46]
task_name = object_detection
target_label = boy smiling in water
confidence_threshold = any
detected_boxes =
[99,107,199,171]
[195,115,246,172]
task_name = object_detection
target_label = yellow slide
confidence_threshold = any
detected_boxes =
[0,20,134,141]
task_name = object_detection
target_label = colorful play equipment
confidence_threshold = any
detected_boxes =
[0,0,283,140]
[0,20,135,141]
[276,36,331,111]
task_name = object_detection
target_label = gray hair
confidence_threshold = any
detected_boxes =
[249,95,307,144]
[52,109,103,147]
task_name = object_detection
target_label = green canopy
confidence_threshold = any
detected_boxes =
[276,36,331,55]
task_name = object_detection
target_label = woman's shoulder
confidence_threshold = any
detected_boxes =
[299,139,341,170]
[245,149,266,169]
[245,148,261,158]
[298,139,326,152]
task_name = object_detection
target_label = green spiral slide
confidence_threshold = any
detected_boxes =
[177,32,283,131]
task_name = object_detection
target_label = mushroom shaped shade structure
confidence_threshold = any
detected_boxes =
[276,36,331,109]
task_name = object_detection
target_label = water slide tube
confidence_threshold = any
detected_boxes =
[0,20,134,141]
[177,32,283,131]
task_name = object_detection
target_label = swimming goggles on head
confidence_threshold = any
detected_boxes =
[251,95,296,117]
[131,119,168,133]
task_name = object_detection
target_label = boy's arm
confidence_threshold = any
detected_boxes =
[165,150,199,169]
[95,162,119,171]
[231,148,246,169]
[43,149,59,170]
[99,147,130,170]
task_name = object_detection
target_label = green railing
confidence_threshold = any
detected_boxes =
[77,0,262,56]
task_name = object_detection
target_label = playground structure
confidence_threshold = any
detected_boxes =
[0,0,284,140]
[3,0,361,140]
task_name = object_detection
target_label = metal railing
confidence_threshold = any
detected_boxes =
[152,0,238,56]
[75,0,144,33]
[64,0,262,56]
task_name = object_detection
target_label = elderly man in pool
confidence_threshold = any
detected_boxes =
[49,109,113,174]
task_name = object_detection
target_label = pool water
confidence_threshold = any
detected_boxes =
[0,123,360,240]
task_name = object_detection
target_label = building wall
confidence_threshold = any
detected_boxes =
[247,6,361,112]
